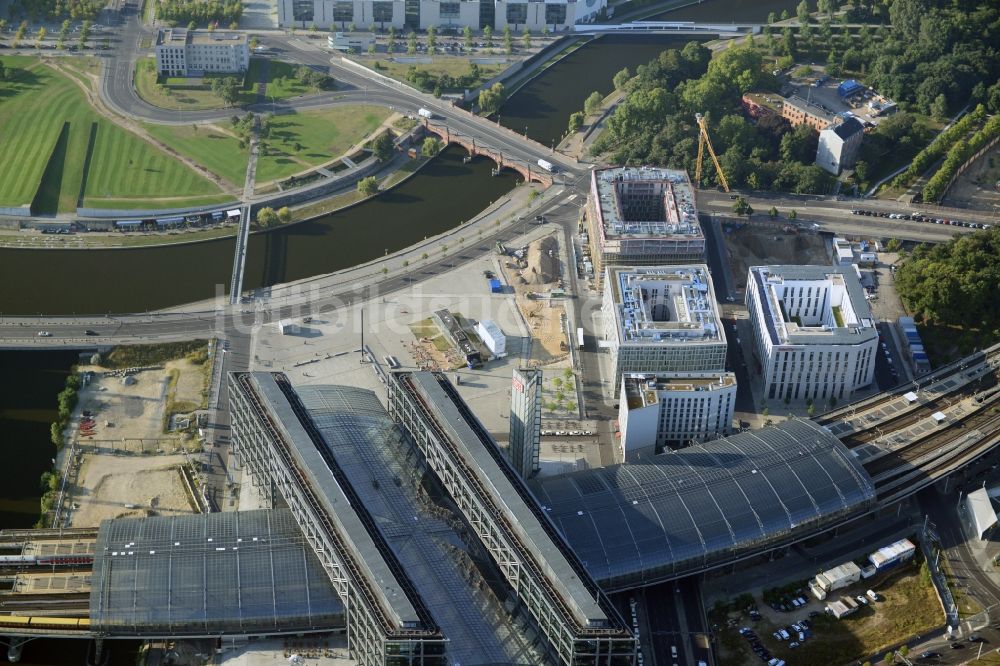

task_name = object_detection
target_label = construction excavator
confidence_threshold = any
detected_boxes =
[694,112,730,192]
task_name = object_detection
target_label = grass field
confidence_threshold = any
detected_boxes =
[255,105,391,182]
[364,56,505,91]
[135,58,327,111]
[0,57,223,213]
[249,59,317,100]
[143,123,249,186]
[135,58,255,110]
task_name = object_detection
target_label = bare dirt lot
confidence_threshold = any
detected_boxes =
[722,223,830,292]
[499,233,569,364]
[943,144,1000,212]
[68,453,197,527]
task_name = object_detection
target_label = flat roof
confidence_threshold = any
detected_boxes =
[624,372,736,409]
[89,510,344,636]
[606,265,726,346]
[293,384,533,663]
[750,265,877,346]
[245,372,427,630]
[530,419,876,589]
[591,166,701,239]
[402,372,618,629]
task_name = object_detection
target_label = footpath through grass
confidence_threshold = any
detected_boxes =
[256,105,391,182]
[0,56,223,213]
[143,105,390,186]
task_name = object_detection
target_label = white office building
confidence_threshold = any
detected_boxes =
[602,265,727,393]
[154,29,249,77]
[747,265,878,404]
[586,166,704,282]
[618,372,736,461]
[278,0,602,31]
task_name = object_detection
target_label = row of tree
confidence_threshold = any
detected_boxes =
[890,106,984,190]
[6,0,102,21]
[156,0,242,28]
[405,63,486,96]
[922,113,1000,202]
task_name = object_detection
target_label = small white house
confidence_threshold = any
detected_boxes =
[476,319,506,357]
[278,320,300,335]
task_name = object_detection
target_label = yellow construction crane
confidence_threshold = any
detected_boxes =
[694,112,730,192]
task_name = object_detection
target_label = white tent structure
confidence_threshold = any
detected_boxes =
[966,488,998,541]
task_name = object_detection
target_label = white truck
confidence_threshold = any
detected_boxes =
[537,158,556,173]
[418,108,434,119]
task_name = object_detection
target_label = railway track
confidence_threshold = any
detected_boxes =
[841,369,998,447]
[865,391,1000,504]
[816,346,996,427]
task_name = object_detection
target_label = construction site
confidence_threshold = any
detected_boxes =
[721,221,830,293]
[498,233,571,365]
[54,348,214,529]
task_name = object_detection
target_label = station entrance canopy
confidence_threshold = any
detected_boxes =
[89,509,344,637]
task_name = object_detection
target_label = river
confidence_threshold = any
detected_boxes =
[0,148,515,315]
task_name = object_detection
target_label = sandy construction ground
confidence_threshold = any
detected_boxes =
[68,452,197,527]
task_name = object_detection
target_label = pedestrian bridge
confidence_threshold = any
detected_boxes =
[574,21,759,36]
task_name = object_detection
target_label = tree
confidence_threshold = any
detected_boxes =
[885,238,902,252]
[426,25,436,54]
[521,27,531,49]
[796,0,810,25]
[483,25,493,47]
[733,196,753,216]
[768,206,778,218]
[255,207,278,227]
[613,67,631,91]
[853,160,869,182]
[276,207,292,225]
[899,646,909,658]
[371,132,394,162]
[789,209,797,219]
[407,32,417,55]
[421,137,443,157]
[767,11,777,24]
[817,0,830,16]
[357,176,379,196]
[387,27,397,53]
[210,77,241,106]
[478,82,506,114]
[567,111,584,134]
[503,28,513,55]
[463,26,472,49]
[36,26,48,47]
[0,61,6,82]
[584,91,603,116]
[930,93,948,119]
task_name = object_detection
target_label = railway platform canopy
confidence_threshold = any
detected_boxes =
[530,419,877,591]
[88,509,345,637]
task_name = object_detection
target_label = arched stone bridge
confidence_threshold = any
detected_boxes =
[422,122,555,187]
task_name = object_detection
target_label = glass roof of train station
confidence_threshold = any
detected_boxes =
[89,509,344,636]
[530,419,877,591]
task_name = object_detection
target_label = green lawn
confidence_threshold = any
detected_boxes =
[249,59,316,100]
[363,56,505,92]
[135,58,328,111]
[255,105,391,182]
[135,58,255,110]
[82,194,236,210]
[143,123,249,186]
[0,57,223,213]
